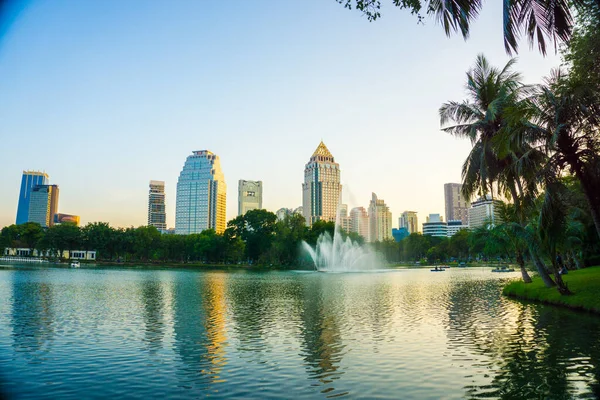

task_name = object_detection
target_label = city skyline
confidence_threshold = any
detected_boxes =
[0,1,561,229]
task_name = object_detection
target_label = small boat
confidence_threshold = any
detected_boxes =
[430,267,445,272]
[70,260,80,268]
[491,265,515,272]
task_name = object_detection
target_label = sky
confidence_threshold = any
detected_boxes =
[0,0,562,230]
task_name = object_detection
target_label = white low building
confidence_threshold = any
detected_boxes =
[3,248,97,260]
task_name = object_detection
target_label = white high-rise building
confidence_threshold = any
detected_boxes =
[423,214,448,237]
[338,204,351,233]
[238,180,263,216]
[468,195,501,229]
[399,211,419,234]
[148,180,167,230]
[302,141,341,226]
[350,207,369,240]
[444,183,470,225]
[175,150,227,235]
[368,193,392,242]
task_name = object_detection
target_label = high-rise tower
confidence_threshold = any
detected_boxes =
[302,141,341,226]
[16,171,49,225]
[148,180,167,230]
[444,183,470,225]
[368,193,392,242]
[399,211,419,234]
[28,184,59,227]
[238,180,263,216]
[175,150,227,234]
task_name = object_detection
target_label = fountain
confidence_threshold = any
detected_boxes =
[302,207,383,272]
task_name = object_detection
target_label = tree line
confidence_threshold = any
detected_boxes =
[0,210,358,267]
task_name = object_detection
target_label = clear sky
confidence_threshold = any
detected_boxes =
[0,0,561,230]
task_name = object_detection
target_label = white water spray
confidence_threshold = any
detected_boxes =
[301,203,383,272]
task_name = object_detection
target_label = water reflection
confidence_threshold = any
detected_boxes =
[299,276,346,396]
[10,271,55,357]
[1,267,600,399]
[172,272,228,391]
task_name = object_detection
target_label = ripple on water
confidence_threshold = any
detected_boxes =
[1,267,600,399]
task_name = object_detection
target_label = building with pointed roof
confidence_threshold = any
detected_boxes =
[302,141,341,226]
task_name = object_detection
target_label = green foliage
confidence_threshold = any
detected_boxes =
[338,0,574,55]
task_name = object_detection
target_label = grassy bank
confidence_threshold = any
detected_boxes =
[503,266,600,313]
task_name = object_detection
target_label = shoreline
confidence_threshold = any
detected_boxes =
[503,266,600,314]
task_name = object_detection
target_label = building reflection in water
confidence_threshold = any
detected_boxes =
[172,272,228,391]
[10,270,55,356]
[139,274,167,354]
[299,275,347,396]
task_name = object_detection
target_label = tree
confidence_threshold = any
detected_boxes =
[338,0,577,55]
[19,222,44,254]
[227,209,278,263]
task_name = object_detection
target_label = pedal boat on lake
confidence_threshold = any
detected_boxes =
[70,260,80,268]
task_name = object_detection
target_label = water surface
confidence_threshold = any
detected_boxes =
[0,265,599,399]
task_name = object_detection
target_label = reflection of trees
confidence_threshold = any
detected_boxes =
[11,271,55,355]
[443,279,600,399]
[299,275,346,396]
[172,272,228,390]
[139,275,166,354]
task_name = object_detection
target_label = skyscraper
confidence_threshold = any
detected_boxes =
[399,211,419,234]
[148,180,167,230]
[28,184,59,227]
[175,150,227,235]
[368,193,392,242]
[423,213,448,237]
[468,195,501,229]
[238,180,263,216]
[338,204,351,233]
[350,207,369,240]
[16,171,49,225]
[444,183,470,225]
[302,141,341,226]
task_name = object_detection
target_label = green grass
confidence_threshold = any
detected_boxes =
[503,266,600,313]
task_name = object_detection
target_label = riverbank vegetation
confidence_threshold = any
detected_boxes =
[503,266,600,313]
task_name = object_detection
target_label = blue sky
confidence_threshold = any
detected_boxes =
[0,0,561,229]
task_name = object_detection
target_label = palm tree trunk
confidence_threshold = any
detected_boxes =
[528,245,555,287]
[568,157,600,240]
[551,259,572,295]
[517,248,532,283]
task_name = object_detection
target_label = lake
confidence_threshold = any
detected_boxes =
[0,265,599,399]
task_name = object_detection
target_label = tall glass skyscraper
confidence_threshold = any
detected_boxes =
[16,171,49,225]
[175,150,227,235]
[28,184,59,227]
[302,141,341,226]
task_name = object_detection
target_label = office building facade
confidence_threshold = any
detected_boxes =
[368,193,392,242]
[148,180,167,230]
[28,184,59,228]
[175,150,227,235]
[468,195,501,229]
[350,207,369,240]
[302,141,341,226]
[444,183,470,225]
[238,180,263,216]
[423,213,448,237]
[399,211,419,234]
[16,171,49,225]
[447,220,468,237]
[54,213,81,226]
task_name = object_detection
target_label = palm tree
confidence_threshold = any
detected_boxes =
[519,70,600,240]
[439,54,555,286]
[340,0,577,55]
